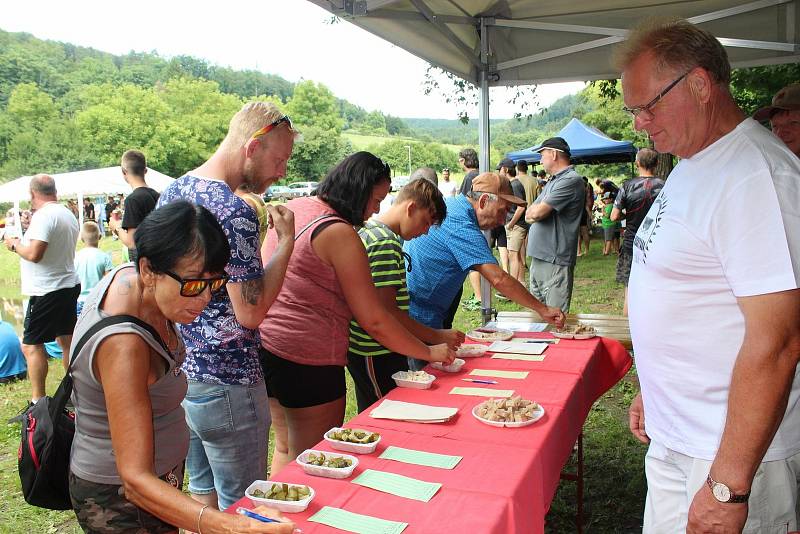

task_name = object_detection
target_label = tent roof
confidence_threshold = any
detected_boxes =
[507,118,637,164]
[0,167,174,202]
[308,0,800,87]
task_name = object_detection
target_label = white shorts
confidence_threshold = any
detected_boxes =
[643,440,800,533]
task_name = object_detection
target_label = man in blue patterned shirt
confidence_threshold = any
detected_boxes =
[157,102,297,510]
[405,172,565,369]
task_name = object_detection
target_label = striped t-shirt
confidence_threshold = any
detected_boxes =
[348,220,408,357]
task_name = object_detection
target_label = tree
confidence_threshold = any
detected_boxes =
[285,80,342,133]
[287,125,349,181]
[6,83,58,128]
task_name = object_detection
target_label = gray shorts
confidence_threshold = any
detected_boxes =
[529,258,575,313]
[602,227,618,241]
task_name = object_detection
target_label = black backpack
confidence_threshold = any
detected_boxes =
[18,315,167,510]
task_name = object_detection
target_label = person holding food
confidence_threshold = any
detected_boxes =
[347,178,465,412]
[404,172,565,370]
[69,202,295,534]
[259,152,457,474]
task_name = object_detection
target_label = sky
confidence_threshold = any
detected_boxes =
[1,0,585,120]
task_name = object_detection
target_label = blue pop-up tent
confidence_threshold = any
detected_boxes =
[507,118,637,165]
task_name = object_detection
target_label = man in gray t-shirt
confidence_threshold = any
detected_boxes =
[525,137,585,312]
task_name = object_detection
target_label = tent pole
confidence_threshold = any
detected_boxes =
[478,16,494,326]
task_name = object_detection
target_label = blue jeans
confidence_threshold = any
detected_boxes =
[183,380,270,510]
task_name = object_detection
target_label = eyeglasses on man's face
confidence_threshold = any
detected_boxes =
[623,71,690,120]
[250,115,293,140]
[164,270,229,297]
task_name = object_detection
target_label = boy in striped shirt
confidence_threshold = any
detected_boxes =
[347,178,465,412]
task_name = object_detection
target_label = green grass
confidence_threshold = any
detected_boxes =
[0,238,645,533]
[342,131,462,154]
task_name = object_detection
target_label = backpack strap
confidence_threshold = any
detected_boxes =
[294,214,345,241]
[49,315,169,420]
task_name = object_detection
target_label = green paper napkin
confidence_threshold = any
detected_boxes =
[379,445,462,469]
[352,469,442,502]
[308,506,408,534]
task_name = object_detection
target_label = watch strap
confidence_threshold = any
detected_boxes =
[706,474,750,503]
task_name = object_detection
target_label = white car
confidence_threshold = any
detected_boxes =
[285,181,319,198]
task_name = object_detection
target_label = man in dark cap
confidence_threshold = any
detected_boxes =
[754,83,800,157]
[524,137,585,312]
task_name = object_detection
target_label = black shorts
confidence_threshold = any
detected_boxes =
[23,284,80,345]
[580,208,589,226]
[260,348,345,408]
[616,248,633,286]
[346,351,409,413]
[489,225,507,248]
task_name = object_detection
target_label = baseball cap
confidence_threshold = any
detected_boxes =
[754,83,800,121]
[534,137,571,157]
[470,172,525,206]
[496,157,515,170]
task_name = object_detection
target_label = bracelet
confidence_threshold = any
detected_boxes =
[197,504,209,534]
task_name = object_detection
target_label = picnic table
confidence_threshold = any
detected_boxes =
[228,333,632,533]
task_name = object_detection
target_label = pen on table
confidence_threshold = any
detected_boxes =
[236,507,278,523]
[462,378,498,385]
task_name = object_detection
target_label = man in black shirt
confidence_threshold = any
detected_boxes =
[116,150,159,265]
[457,147,480,195]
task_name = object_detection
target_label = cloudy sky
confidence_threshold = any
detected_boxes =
[2,0,585,119]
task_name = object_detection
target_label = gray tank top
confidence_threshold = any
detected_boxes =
[70,264,189,485]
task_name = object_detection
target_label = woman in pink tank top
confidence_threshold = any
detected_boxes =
[260,152,456,473]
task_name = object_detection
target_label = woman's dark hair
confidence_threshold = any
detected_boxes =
[316,151,391,225]
[134,201,230,275]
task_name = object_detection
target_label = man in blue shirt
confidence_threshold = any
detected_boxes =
[405,172,565,368]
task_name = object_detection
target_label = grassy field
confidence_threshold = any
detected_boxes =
[0,238,645,533]
[342,131,463,154]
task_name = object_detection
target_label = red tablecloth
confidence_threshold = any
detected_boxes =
[229,334,631,533]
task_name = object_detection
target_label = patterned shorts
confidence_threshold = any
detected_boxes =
[616,248,633,285]
[70,465,183,534]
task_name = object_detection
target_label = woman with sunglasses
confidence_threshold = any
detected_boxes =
[69,201,294,534]
[259,152,457,474]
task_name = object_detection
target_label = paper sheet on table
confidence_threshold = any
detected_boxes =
[309,506,408,534]
[449,386,514,398]
[488,341,548,355]
[484,320,548,332]
[491,353,546,362]
[370,399,458,422]
[352,469,442,502]
[470,369,529,379]
[379,445,462,469]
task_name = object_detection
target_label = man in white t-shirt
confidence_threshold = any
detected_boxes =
[3,174,80,407]
[438,168,457,197]
[618,20,800,533]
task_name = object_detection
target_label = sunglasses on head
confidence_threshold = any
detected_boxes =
[250,115,293,140]
[164,270,229,297]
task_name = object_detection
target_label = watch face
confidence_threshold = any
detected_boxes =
[712,483,731,502]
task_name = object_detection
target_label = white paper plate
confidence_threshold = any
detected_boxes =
[457,345,489,358]
[466,328,514,342]
[471,402,545,428]
[296,449,358,479]
[245,480,315,512]
[324,427,381,454]
[391,371,435,389]
[430,358,465,373]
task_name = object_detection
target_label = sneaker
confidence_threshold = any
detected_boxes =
[7,401,34,424]
[495,292,509,301]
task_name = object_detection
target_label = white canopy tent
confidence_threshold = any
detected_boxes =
[308,0,800,321]
[0,166,174,231]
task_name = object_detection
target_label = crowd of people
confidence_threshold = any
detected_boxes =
[0,15,799,534]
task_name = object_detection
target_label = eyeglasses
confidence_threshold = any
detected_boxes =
[622,71,690,119]
[163,270,229,297]
[250,115,293,140]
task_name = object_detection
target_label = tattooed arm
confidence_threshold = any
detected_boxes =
[226,205,294,329]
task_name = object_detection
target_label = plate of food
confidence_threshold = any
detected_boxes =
[324,427,381,454]
[430,357,465,373]
[466,328,514,342]
[552,324,597,339]
[456,344,489,358]
[245,481,314,512]
[392,370,436,389]
[472,396,545,428]
[296,449,359,479]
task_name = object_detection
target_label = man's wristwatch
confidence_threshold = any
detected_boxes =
[706,473,750,503]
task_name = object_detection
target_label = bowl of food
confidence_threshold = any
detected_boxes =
[552,324,597,339]
[245,481,314,513]
[324,427,381,454]
[472,396,545,428]
[430,357,465,373]
[391,370,436,389]
[457,344,489,358]
[296,449,358,479]
[466,328,514,342]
